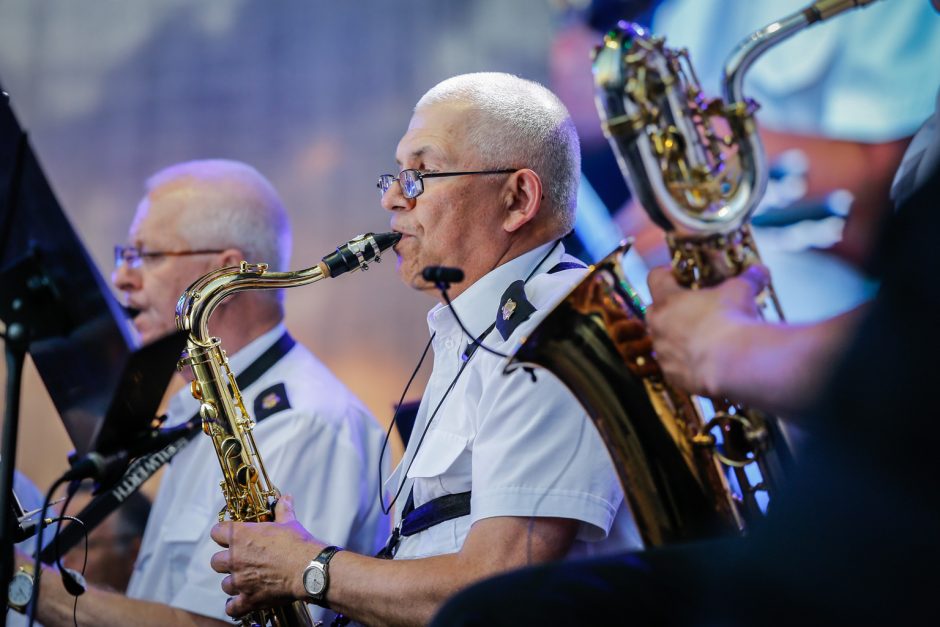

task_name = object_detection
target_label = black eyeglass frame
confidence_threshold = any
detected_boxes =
[113,245,226,268]
[376,168,519,199]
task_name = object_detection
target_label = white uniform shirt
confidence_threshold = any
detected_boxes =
[388,242,642,560]
[126,323,390,622]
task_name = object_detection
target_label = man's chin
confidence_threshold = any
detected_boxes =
[134,319,173,346]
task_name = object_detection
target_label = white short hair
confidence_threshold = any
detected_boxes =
[145,159,291,271]
[416,72,580,235]
[144,159,291,303]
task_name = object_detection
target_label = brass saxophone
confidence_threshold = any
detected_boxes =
[175,232,400,627]
[508,0,880,547]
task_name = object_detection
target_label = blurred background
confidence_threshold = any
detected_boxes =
[0,0,603,496]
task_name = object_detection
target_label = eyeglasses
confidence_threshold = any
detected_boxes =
[114,245,225,269]
[376,169,518,199]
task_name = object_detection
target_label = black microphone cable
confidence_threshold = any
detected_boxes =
[53,488,87,627]
[423,238,563,362]
[421,264,510,360]
[27,475,67,627]
[377,332,435,517]
[28,477,89,627]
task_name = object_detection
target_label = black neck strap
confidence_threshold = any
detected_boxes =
[40,330,296,564]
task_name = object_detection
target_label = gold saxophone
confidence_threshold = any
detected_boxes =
[507,0,881,547]
[175,232,400,627]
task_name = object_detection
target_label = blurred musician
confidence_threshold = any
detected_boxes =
[14,160,388,626]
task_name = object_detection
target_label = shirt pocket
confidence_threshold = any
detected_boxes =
[159,504,216,592]
[406,428,470,486]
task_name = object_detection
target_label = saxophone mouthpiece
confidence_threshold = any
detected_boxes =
[321,231,402,278]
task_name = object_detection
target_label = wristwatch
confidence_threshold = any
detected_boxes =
[8,564,35,613]
[302,545,342,605]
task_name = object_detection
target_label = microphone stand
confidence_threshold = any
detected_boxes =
[0,130,68,625]
[1,327,27,627]
[0,131,33,627]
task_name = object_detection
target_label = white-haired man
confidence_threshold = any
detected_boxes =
[209,74,640,626]
[18,159,389,626]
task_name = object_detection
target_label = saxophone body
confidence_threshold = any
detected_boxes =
[509,0,880,547]
[175,233,399,627]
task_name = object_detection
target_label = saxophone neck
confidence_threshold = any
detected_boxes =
[175,231,402,344]
[722,0,882,104]
[176,262,326,345]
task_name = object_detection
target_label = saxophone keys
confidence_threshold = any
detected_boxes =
[236,465,259,488]
[199,400,218,423]
[220,436,243,459]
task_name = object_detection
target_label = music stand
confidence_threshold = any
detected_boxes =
[0,82,185,613]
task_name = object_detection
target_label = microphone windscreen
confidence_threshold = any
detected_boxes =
[422,266,464,285]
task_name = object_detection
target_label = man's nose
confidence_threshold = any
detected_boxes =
[380,179,414,212]
[111,262,141,294]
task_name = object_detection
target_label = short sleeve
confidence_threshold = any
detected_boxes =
[469,358,623,541]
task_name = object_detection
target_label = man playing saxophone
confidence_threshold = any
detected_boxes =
[209,73,642,626]
[17,159,389,626]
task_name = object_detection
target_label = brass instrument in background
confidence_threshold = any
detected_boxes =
[176,232,400,627]
[508,0,880,547]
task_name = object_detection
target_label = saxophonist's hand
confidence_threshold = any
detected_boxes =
[646,263,770,397]
[210,494,324,618]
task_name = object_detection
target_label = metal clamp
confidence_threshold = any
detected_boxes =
[347,233,381,271]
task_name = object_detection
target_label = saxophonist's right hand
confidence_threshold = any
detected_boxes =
[210,495,326,619]
[646,264,770,398]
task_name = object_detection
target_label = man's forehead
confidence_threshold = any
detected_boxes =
[129,192,186,244]
[396,103,477,166]
[394,142,444,167]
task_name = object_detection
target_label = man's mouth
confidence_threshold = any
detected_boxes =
[121,304,142,320]
[391,230,413,253]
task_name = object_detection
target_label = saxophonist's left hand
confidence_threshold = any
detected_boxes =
[210,494,324,618]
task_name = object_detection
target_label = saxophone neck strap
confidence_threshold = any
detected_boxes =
[234,330,296,392]
[39,330,296,564]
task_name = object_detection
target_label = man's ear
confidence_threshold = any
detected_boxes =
[217,248,247,268]
[502,168,543,233]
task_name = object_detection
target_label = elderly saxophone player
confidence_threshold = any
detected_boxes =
[16,159,389,626]
[209,73,641,626]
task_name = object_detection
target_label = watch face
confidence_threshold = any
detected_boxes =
[303,565,326,596]
[9,572,33,606]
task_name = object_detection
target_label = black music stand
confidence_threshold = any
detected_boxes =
[0,82,185,617]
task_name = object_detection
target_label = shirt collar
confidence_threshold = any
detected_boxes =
[425,241,563,339]
[165,322,287,424]
[227,322,287,373]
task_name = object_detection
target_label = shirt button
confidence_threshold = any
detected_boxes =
[444,338,456,350]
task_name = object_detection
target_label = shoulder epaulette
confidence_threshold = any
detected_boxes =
[254,382,292,421]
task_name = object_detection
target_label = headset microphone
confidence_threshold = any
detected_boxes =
[421,266,464,287]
